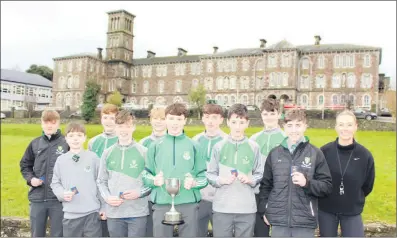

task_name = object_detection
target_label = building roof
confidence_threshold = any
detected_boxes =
[296,44,381,52]
[1,69,52,87]
[53,52,99,61]
[132,55,201,65]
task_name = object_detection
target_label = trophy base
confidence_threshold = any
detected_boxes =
[162,211,184,226]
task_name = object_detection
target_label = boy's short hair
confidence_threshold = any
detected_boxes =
[165,103,188,118]
[101,103,119,116]
[260,98,279,112]
[41,109,60,122]
[336,110,357,124]
[284,109,307,124]
[150,107,166,119]
[227,103,249,120]
[115,110,135,125]
[65,122,86,135]
[202,104,224,116]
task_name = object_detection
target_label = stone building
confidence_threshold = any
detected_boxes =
[52,9,385,112]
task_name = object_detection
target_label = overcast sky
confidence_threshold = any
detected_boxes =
[1,1,396,88]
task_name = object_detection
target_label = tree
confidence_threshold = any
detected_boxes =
[24,95,37,119]
[81,80,101,122]
[26,64,53,81]
[188,84,207,119]
[107,90,123,107]
[385,90,396,117]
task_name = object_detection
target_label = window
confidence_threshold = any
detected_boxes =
[256,59,266,71]
[242,59,250,71]
[281,54,291,67]
[112,51,116,59]
[158,80,164,93]
[302,58,309,69]
[283,73,289,86]
[141,97,149,108]
[349,55,355,68]
[334,55,340,68]
[223,77,229,89]
[65,93,72,106]
[143,81,149,93]
[216,77,223,90]
[347,73,355,88]
[269,73,275,87]
[156,65,167,77]
[230,95,236,104]
[349,94,356,105]
[230,59,237,72]
[74,76,79,88]
[223,95,229,105]
[318,95,324,105]
[332,74,341,88]
[190,63,201,75]
[341,95,346,104]
[301,94,308,106]
[175,64,185,76]
[240,76,249,90]
[363,54,371,67]
[109,79,116,92]
[58,62,63,72]
[300,75,309,89]
[78,60,82,72]
[67,76,73,89]
[317,55,325,69]
[217,60,224,73]
[90,62,94,72]
[142,66,152,78]
[363,95,371,106]
[205,77,213,91]
[241,95,248,105]
[75,93,81,106]
[173,96,182,103]
[229,76,237,89]
[131,82,137,93]
[342,55,347,68]
[268,54,277,68]
[192,79,199,88]
[176,80,182,92]
[361,74,372,88]
[316,75,325,88]
[332,95,338,105]
[207,61,213,73]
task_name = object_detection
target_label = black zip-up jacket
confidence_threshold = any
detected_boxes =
[319,138,375,215]
[20,130,69,202]
[258,137,332,229]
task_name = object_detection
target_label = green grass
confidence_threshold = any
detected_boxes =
[1,124,395,224]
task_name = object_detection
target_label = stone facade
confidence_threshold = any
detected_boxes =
[52,10,385,112]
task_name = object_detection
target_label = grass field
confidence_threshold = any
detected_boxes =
[1,124,395,224]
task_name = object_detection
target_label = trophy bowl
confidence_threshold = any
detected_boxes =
[162,178,185,225]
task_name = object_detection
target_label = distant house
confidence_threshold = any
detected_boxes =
[1,69,52,111]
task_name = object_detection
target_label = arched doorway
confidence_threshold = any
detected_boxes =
[268,94,277,100]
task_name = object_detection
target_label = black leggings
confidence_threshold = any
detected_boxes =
[318,210,364,237]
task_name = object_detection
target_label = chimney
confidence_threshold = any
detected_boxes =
[213,46,219,54]
[314,35,321,45]
[147,50,156,59]
[177,48,187,56]
[260,39,267,48]
[97,47,103,60]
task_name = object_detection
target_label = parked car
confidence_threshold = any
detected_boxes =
[69,110,82,118]
[353,108,377,120]
[0,113,5,119]
[246,105,259,111]
[122,103,142,110]
[379,108,392,117]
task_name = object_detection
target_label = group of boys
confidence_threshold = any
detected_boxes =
[20,98,332,237]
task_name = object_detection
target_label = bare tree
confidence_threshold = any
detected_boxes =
[24,94,37,119]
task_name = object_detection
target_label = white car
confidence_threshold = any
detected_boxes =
[122,103,142,110]
[0,113,5,119]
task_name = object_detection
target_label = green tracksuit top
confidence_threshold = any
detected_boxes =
[88,132,118,158]
[139,133,165,149]
[143,132,208,205]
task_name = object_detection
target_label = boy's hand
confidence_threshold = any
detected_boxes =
[30,177,43,187]
[184,177,197,190]
[263,214,270,226]
[154,171,164,186]
[122,190,140,200]
[291,172,307,187]
[219,175,236,185]
[63,191,74,202]
[99,212,107,220]
[106,196,124,207]
[237,174,254,185]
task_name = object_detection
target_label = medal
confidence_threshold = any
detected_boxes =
[339,180,345,195]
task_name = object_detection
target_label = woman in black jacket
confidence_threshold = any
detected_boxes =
[319,110,375,237]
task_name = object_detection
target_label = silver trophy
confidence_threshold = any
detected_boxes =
[162,178,185,225]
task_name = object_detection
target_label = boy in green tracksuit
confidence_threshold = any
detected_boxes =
[143,103,208,237]
[88,103,119,237]
[192,103,227,237]
[207,103,264,237]
[139,107,167,237]
[249,98,286,237]
[97,110,151,237]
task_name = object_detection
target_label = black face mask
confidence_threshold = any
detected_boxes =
[72,154,80,162]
